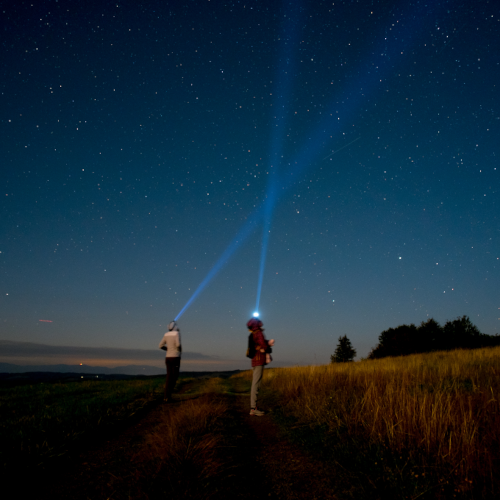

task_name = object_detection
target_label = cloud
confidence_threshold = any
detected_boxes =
[0,340,228,367]
[0,340,297,372]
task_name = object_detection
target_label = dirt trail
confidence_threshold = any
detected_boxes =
[229,381,338,500]
[35,377,337,499]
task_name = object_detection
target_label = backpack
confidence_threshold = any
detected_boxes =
[246,332,256,358]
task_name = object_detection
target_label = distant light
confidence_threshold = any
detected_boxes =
[253,312,259,317]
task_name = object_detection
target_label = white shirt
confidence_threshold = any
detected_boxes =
[159,330,181,357]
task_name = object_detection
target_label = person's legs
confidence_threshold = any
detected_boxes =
[166,357,181,399]
[165,357,175,399]
[250,364,264,409]
[171,357,181,394]
[163,358,172,400]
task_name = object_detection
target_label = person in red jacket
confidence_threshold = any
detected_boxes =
[247,317,275,416]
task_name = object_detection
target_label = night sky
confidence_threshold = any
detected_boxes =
[1,0,499,371]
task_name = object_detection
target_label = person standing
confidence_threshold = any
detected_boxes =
[159,321,182,402]
[247,317,275,416]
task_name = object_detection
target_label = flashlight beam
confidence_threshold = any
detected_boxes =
[173,0,442,321]
[174,209,263,321]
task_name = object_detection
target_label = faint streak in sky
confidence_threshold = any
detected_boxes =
[322,136,361,161]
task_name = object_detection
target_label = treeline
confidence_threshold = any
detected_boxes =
[368,315,500,359]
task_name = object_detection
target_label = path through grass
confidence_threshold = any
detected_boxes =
[7,354,498,499]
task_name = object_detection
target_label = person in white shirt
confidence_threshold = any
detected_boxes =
[159,321,182,402]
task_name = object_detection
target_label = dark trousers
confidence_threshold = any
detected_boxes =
[165,357,181,399]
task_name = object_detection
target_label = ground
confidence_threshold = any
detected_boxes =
[31,375,338,499]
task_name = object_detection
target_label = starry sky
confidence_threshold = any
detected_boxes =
[1,0,499,371]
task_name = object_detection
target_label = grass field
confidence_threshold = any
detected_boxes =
[248,346,500,498]
[3,348,500,499]
[0,375,165,467]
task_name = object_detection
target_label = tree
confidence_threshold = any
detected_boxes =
[418,318,442,352]
[368,324,417,359]
[443,315,483,349]
[331,335,357,363]
[368,315,495,360]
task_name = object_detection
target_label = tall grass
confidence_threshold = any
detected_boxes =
[3,375,231,498]
[142,397,228,496]
[104,377,229,499]
[260,347,500,497]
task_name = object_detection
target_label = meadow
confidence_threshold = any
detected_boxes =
[0,375,165,468]
[3,347,500,499]
[1,374,246,499]
[243,346,500,498]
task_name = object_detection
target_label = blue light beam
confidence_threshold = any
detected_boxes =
[174,0,449,321]
[174,208,264,321]
[255,1,301,313]
[255,176,278,314]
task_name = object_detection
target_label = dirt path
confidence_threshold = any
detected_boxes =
[228,380,338,500]
[35,376,338,499]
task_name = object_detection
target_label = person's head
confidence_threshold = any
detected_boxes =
[247,318,263,331]
[168,321,178,331]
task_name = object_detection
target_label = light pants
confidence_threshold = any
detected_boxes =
[251,364,264,408]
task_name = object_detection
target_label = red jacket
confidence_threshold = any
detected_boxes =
[251,329,269,367]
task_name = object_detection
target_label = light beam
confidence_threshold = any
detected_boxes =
[173,0,446,321]
[174,207,264,321]
[255,1,301,314]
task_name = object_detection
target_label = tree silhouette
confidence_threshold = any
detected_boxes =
[368,315,500,359]
[331,335,357,363]
[442,315,482,349]
[377,323,418,357]
[418,318,442,351]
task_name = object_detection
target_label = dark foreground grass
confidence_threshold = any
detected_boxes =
[36,375,269,500]
[0,376,165,469]
[114,387,230,499]
[9,367,486,499]
[2,373,264,500]
[142,378,273,500]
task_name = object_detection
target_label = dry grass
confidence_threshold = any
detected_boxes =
[33,376,232,499]
[256,348,500,497]
[132,377,229,498]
